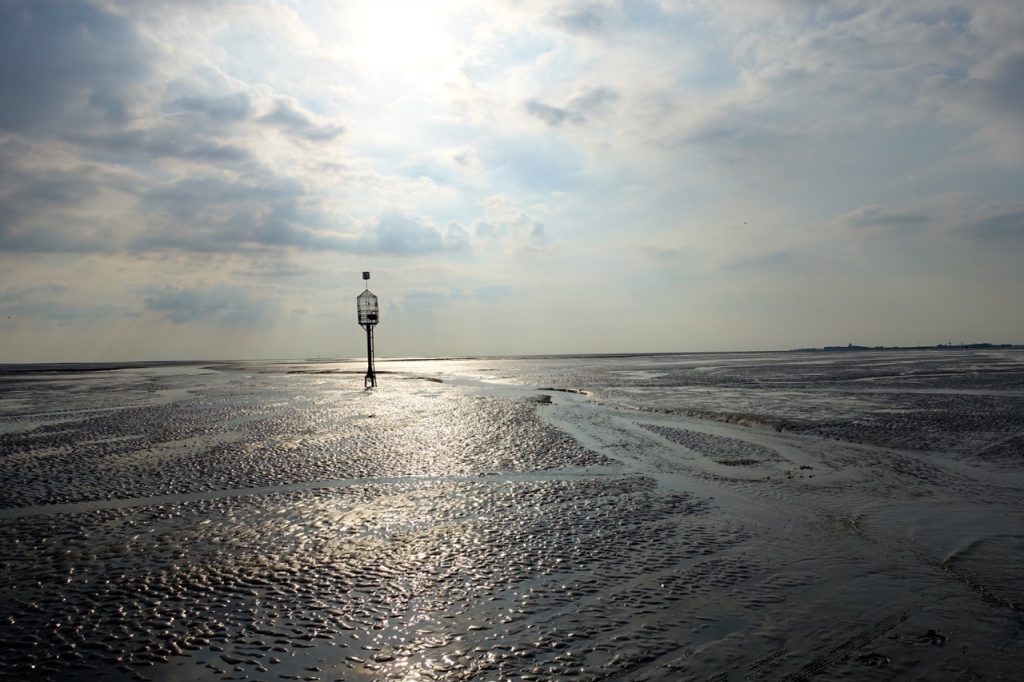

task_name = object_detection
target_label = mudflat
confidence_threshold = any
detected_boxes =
[1,350,1022,680]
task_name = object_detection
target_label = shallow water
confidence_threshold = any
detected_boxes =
[1,350,1023,680]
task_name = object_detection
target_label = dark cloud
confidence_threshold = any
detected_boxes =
[0,136,321,256]
[357,214,464,255]
[959,209,1024,241]
[401,290,448,310]
[144,174,305,218]
[0,300,121,322]
[0,233,91,253]
[529,222,546,243]
[171,92,254,122]
[641,246,686,261]
[512,213,547,244]
[0,219,111,253]
[68,127,253,164]
[474,221,504,240]
[474,285,512,300]
[0,149,100,210]
[0,144,115,253]
[568,87,618,114]
[136,180,464,257]
[523,100,578,126]
[135,172,344,253]
[0,0,154,134]
[721,250,802,273]
[923,48,1024,147]
[683,120,791,155]
[233,260,312,278]
[403,285,511,309]
[0,283,67,305]
[480,135,582,192]
[468,214,545,248]
[984,51,1024,112]
[143,284,272,325]
[0,283,120,322]
[444,222,471,251]
[555,3,608,34]
[0,4,347,258]
[524,87,619,127]
[839,205,931,228]
[259,98,345,142]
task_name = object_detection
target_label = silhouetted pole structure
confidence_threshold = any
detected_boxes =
[356,271,379,388]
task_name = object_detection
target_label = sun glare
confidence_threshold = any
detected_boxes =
[349,0,458,84]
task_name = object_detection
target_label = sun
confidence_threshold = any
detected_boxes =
[348,0,459,84]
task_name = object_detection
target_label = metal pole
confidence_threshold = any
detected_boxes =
[365,325,376,388]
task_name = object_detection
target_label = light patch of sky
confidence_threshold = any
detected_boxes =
[479,133,586,194]
[461,30,559,82]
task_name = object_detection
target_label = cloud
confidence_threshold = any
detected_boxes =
[524,100,579,127]
[589,3,1016,177]
[356,213,465,255]
[444,222,472,251]
[480,135,582,191]
[473,221,504,241]
[918,47,1024,163]
[0,143,124,253]
[0,283,67,305]
[958,207,1024,241]
[720,249,803,273]
[682,120,790,156]
[402,284,512,310]
[0,150,98,214]
[978,50,1024,113]
[0,283,121,322]
[471,195,552,253]
[524,87,619,127]
[640,246,686,262]
[133,171,355,254]
[143,284,273,325]
[68,128,253,165]
[171,92,254,122]
[837,205,932,229]
[402,290,449,309]
[0,3,349,259]
[0,1,154,134]
[233,260,312,278]
[1,0,1023,358]
[512,213,547,245]
[556,4,608,34]
[258,97,345,142]
[473,284,512,300]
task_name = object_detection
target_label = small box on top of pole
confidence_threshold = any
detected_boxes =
[356,271,379,388]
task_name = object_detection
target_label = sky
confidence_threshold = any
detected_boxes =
[1,0,1022,361]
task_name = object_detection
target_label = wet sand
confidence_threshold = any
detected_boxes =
[1,350,1023,680]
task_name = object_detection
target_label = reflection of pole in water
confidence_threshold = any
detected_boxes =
[356,271,379,388]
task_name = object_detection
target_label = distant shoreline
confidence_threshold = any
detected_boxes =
[789,343,1022,352]
[3,345,1024,371]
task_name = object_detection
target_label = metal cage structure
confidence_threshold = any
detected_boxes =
[356,272,379,388]
[357,290,379,327]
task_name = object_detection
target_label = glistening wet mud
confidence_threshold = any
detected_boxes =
[2,350,1023,680]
